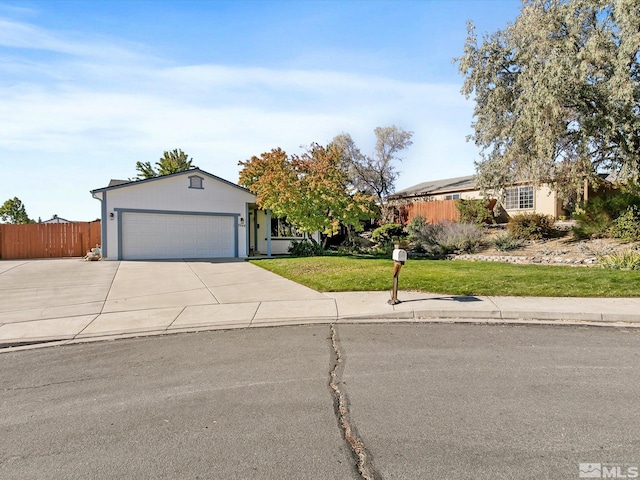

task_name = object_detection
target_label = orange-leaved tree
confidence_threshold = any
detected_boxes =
[238,143,378,241]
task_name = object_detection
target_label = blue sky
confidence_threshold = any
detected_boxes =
[0,0,522,221]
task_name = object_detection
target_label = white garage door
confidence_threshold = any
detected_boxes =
[121,212,236,260]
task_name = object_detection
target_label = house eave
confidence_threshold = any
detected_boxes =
[90,168,254,197]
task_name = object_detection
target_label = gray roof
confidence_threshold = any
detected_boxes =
[92,168,253,196]
[390,175,476,199]
[42,215,72,223]
[108,179,130,187]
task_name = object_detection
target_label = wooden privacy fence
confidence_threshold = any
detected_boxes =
[0,221,101,260]
[399,199,460,225]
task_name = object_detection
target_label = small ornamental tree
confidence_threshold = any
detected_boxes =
[238,143,378,242]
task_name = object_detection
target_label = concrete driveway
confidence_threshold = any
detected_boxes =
[0,259,335,345]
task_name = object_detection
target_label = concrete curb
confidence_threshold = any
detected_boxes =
[3,307,640,354]
[2,259,639,353]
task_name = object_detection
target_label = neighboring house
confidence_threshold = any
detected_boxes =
[91,168,318,260]
[387,174,565,224]
[42,214,71,224]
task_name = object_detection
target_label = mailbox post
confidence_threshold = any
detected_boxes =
[388,245,407,305]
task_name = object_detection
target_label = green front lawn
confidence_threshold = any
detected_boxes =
[250,256,640,297]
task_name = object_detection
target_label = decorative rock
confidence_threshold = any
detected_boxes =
[450,251,600,267]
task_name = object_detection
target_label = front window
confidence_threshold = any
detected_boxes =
[504,185,534,210]
[271,217,303,238]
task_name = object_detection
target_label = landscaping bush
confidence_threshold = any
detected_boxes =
[436,222,485,254]
[573,192,640,238]
[371,223,406,245]
[369,243,396,257]
[288,239,324,257]
[598,249,640,270]
[411,221,484,255]
[492,233,525,251]
[508,213,555,240]
[609,205,640,241]
[455,199,494,225]
[405,215,429,252]
[405,215,429,238]
[412,222,446,255]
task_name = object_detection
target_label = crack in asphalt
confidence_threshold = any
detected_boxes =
[329,324,381,480]
[2,376,109,391]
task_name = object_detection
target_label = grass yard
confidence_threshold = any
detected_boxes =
[250,256,640,297]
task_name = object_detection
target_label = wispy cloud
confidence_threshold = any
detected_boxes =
[0,13,478,221]
[0,16,152,61]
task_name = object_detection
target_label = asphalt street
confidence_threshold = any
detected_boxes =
[1,323,639,480]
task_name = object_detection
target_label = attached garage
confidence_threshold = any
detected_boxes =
[91,169,256,261]
[120,211,237,260]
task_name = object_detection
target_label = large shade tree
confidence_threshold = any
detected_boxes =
[238,144,377,240]
[457,0,640,200]
[136,149,196,179]
[333,125,414,206]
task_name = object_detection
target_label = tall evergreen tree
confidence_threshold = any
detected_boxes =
[0,197,33,224]
[135,149,196,179]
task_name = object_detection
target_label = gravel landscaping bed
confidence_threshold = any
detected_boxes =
[449,228,639,267]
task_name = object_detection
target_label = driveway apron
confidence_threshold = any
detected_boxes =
[0,259,336,346]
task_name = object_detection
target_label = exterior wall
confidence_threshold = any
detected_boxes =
[534,185,562,218]
[425,185,560,217]
[255,210,286,255]
[98,174,255,260]
[503,185,562,218]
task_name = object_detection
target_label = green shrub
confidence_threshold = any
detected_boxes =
[335,245,362,256]
[369,243,395,257]
[405,215,429,238]
[573,192,640,238]
[508,213,555,240]
[288,239,324,257]
[492,233,525,251]
[371,223,406,245]
[411,221,484,255]
[598,249,640,270]
[609,205,640,241]
[455,199,494,225]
